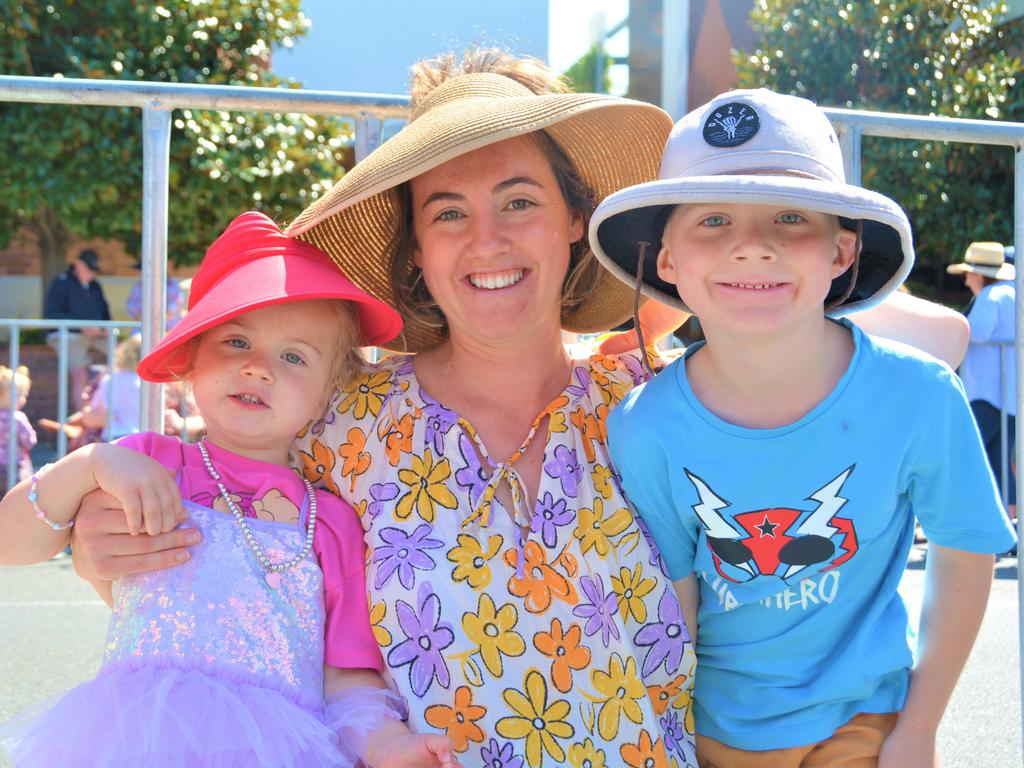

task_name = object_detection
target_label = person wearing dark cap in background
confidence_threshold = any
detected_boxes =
[44,248,111,411]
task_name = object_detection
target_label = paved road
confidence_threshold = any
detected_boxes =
[0,548,1020,767]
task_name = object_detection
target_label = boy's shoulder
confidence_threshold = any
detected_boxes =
[855,325,958,388]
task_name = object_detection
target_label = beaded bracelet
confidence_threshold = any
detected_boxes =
[29,465,75,531]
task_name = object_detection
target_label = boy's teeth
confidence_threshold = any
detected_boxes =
[468,270,525,289]
[731,282,774,290]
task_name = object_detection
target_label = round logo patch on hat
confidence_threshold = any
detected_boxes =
[702,102,759,148]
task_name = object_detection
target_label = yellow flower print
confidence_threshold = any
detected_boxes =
[591,365,630,408]
[338,369,392,419]
[591,463,614,501]
[396,448,458,523]
[574,498,632,557]
[462,594,526,678]
[447,533,504,591]
[338,427,371,493]
[496,670,575,767]
[610,563,657,624]
[369,600,391,647]
[568,737,607,768]
[590,653,646,741]
[549,410,568,434]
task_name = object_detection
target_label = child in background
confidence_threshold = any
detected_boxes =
[0,212,458,768]
[87,335,143,441]
[0,365,36,496]
[592,90,1016,766]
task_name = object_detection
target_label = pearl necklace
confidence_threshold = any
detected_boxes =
[197,438,316,589]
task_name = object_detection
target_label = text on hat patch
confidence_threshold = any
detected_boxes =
[703,103,759,148]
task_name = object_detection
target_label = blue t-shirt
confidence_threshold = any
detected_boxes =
[607,322,1016,750]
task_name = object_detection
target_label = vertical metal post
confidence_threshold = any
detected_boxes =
[1014,145,1024,766]
[1000,345,1010,507]
[354,115,383,163]
[839,124,864,185]
[6,324,20,490]
[56,327,69,457]
[141,107,171,434]
[661,0,690,120]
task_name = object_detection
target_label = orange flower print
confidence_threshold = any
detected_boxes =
[338,427,371,493]
[297,439,340,496]
[619,728,670,768]
[646,674,687,716]
[569,406,602,464]
[505,540,578,613]
[338,369,393,419]
[424,685,487,752]
[534,619,591,693]
[382,413,414,466]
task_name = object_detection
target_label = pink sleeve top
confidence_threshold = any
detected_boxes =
[115,432,383,672]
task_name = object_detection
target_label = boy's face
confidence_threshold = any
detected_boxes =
[657,202,856,338]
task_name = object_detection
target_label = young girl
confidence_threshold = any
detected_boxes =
[0,212,460,768]
[0,365,36,496]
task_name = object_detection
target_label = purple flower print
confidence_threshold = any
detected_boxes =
[565,365,591,404]
[635,516,667,573]
[373,524,443,590]
[367,482,400,519]
[421,391,458,456]
[480,739,524,768]
[572,575,620,647]
[310,407,335,436]
[660,709,686,757]
[543,444,582,498]
[620,353,647,385]
[530,491,574,548]
[388,583,454,697]
[454,433,491,504]
[634,588,687,677]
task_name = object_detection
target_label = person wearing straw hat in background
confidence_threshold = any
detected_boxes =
[948,241,1018,524]
[67,50,976,766]
[592,88,1016,767]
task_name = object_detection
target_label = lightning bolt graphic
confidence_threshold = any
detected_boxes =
[685,470,737,539]
[795,466,855,538]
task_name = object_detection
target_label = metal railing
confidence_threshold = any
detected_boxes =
[1,74,1023,758]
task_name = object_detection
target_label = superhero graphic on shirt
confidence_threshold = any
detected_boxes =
[685,465,859,584]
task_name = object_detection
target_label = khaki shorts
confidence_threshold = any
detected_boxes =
[697,712,899,768]
[46,330,108,370]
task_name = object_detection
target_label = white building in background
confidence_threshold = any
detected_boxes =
[271,0,550,95]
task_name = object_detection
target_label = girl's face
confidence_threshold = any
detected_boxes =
[189,302,336,465]
[409,135,583,349]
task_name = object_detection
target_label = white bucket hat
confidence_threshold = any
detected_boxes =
[589,88,915,314]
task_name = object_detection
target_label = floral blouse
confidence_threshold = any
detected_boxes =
[296,352,697,768]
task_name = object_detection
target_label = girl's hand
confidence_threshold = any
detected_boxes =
[375,733,461,768]
[89,444,185,536]
[878,722,938,768]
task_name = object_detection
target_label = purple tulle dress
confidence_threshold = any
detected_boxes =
[3,497,345,767]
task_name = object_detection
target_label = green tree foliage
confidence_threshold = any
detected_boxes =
[0,0,352,294]
[564,45,614,93]
[733,1,1020,287]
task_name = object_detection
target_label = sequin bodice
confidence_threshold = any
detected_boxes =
[104,501,326,707]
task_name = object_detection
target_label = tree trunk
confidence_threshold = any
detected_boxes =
[25,205,72,313]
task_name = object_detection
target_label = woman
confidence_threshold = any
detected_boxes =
[70,50,967,768]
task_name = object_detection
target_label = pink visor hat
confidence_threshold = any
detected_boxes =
[137,211,403,382]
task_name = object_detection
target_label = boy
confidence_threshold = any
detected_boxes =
[590,89,1016,766]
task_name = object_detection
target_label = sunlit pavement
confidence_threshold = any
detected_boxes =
[0,546,1019,768]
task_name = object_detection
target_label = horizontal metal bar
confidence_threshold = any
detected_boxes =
[0,75,409,120]
[824,106,1024,147]
[0,319,139,330]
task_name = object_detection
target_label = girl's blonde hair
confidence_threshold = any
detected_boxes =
[114,336,143,372]
[0,365,31,399]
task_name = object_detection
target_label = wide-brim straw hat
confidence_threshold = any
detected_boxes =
[946,241,1015,281]
[286,72,674,353]
[138,211,403,382]
[590,88,915,315]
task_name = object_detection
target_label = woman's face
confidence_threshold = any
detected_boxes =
[409,135,584,348]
